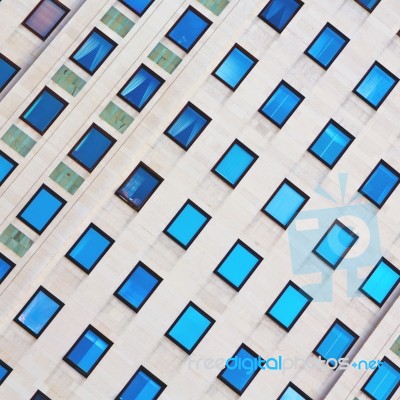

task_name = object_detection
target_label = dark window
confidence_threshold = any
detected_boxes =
[119,0,155,16]
[277,383,312,400]
[31,390,51,400]
[0,54,20,92]
[354,0,381,12]
[0,359,12,385]
[0,253,15,284]
[259,0,303,33]
[0,150,18,186]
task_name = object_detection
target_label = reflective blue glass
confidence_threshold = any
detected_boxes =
[119,66,164,111]
[263,181,308,228]
[70,126,114,171]
[306,25,348,69]
[18,186,65,234]
[71,30,116,74]
[119,0,153,15]
[31,391,50,400]
[21,88,67,133]
[259,0,303,32]
[0,56,18,91]
[0,255,14,283]
[356,0,380,11]
[0,152,17,185]
[0,360,11,384]
[260,82,303,127]
[167,8,211,52]
[360,259,400,306]
[363,360,400,400]
[359,161,400,208]
[164,201,210,249]
[213,46,257,90]
[215,241,262,290]
[280,386,309,400]
[213,142,257,187]
[313,221,357,269]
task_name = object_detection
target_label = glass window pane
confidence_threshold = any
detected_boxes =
[70,29,117,75]
[164,200,210,249]
[214,240,262,291]
[0,54,19,92]
[114,262,162,312]
[119,0,154,16]
[69,125,115,171]
[66,224,114,273]
[164,103,211,150]
[0,150,17,185]
[118,65,164,111]
[0,254,15,284]
[259,0,303,33]
[278,383,312,400]
[116,163,163,210]
[166,7,211,52]
[17,185,66,234]
[31,391,51,400]
[212,140,258,187]
[213,45,257,90]
[355,0,380,12]
[0,360,12,385]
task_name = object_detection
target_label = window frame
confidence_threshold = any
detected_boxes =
[354,0,381,13]
[63,324,113,378]
[0,253,16,284]
[0,359,12,385]
[212,44,258,91]
[68,124,116,172]
[304,23,350,70]
[13,286,64,338]
[277,382,312,400]
[0,53,20,92]
[114,262,163,312]
[31,390,52,400]
[0,149,18,185]
[118,0,155,17]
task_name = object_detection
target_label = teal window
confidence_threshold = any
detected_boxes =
[165,302,215,354]
[0,150,17,185]
[66,223,114,274]
[262,179,309,229]
[305,23,349,69]
[114,262,162,312]
[164,200,210,249]
[259,81,304,128]
[214,240,263,291]
[119,0,154,16]
[17,185,66,234]
[308,120,354,168]
[278,383,312,400]
[0,54,20,92]
[63,325,113,377]
[212,140,258,187]
[212,45,258,90]
[358,160,400,208]
[313,320,358,367]
[166,6,211,52]
[259,0,303,33]
[353,62,398,109]
[359,258,400,306]
[20,87,68,134]
[313,219,358,269]
[0,253,15,284]
[70,28,117,75]
[0,360,12,385]
[354,0,381,12]
[362,357,400,400]
[266,281,312,331]
[116,366,166,400]
[14,286,64,338]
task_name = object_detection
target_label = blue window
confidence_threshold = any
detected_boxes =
[66,223,114,274]
[305,23,349,69]
[354,0,381,12]
[63,325,113,377]
[20,87,68,134]
[312,219,358,269]
[358,160,400,208]
[69,125,115,172]
[0,54,20,92]
[214,240,263,291]
[308,120,354,168]
[0,253,15,284]
[218,344,262,395]
[259,0,303,33]
[266,281,312,331]
[116,366,166,400]
[212,45,258,90]
[14,286,64,338]
[114,262,162,312]
[212,140,258,187]
[262,179,309,229]
[116,162,163,211]
[0,150,17,186]
[353,62,398,109]
[165,302,215,354]
[119,0,154,16]
[70,28,117,75]
[166,6,211,52]
[0,359,12,385]
[164,102,211,150]
[259,81,304,128]
[17,185,66,234]
[359,258,400,307]
[278,383,312,400]
[164,200,210,249]
[362,357,400,400]
[118,65,164,111]
[31,391,51,400]
[314,320,358,367]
